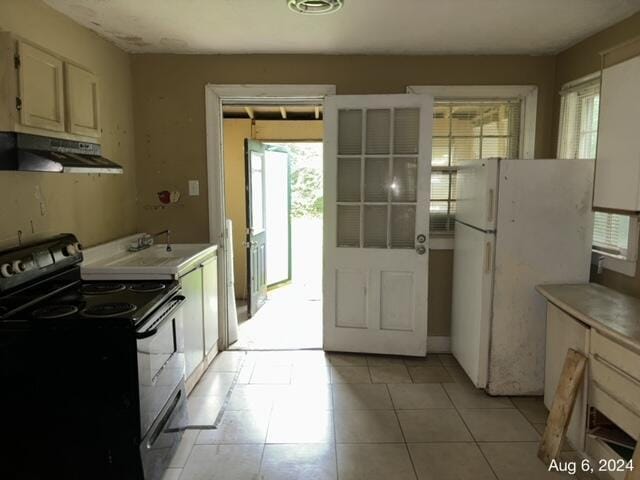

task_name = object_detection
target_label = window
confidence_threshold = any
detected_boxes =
[558,75,638,272]
[557,77,600,159]
[593,212,631,257]
[430,100,521,234]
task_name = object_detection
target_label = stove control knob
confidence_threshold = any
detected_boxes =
[0,263,13,278]
[63,243,78,256]
[12,260,26,274]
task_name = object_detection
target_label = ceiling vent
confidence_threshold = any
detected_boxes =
[287,0,344,15]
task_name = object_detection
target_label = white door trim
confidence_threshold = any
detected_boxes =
[204,84,336,350]
[406,85,538,159]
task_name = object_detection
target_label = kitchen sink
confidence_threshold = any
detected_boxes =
[82,242,218,280]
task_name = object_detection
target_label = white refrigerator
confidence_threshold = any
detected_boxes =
[451,158,594,395]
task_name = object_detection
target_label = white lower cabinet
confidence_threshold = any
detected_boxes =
[544,303,590,451]
[201,256,219,356]
[180,251,219,388]
[181,267,204,379]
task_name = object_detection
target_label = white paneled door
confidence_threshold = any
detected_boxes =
[323,94,433,356]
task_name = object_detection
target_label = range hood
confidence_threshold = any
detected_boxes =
[0,132,123,174]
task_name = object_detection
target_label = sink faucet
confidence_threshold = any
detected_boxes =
[128,230,172,252]
[153,230,172,252]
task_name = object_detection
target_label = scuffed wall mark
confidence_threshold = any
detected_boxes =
[160,37,188,49]
[34,185,47,217]
[115,34,149,47]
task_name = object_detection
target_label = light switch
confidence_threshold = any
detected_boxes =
[188,180,200,196]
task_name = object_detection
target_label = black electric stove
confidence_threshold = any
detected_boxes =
[0,234,188,480]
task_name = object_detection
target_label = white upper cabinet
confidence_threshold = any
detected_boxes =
[594,55,640,211]
[64,63,100,138]
[17,40,65,133]
[0,33,101,141]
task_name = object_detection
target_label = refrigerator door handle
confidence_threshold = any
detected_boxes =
[484,241,492,273]
[487,189,495,223]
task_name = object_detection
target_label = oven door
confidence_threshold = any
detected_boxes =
[140,383,188,480]
[136,294,186,438]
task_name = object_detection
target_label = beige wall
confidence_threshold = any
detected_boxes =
[131,54,558,245]
[552,12,640,297]
[0,0,137,248]
[131,54,557,338]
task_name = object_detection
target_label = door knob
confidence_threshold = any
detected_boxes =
[416,245,426,255]
[416,234,426,243]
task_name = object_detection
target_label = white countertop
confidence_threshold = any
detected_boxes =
[81,235,218,280]
[536,283,640,353]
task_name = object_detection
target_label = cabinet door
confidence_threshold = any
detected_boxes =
[544,303,590,451]
[65,63,100,138]
[594,55,640,211]
[181,268,204,379]
[17,41,65,132]
[201,256,219,355]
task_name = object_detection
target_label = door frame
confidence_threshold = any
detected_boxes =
[204,84,336,350]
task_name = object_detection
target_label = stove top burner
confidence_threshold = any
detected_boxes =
[32,305,79,319]
[128,283,166,293]
[80,283,126,295]
[83,302,137,318]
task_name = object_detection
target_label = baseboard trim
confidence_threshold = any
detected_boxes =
[427,336,451,353]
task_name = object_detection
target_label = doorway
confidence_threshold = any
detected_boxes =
[221,104,324,350]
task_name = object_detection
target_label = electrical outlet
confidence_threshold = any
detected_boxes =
[188,180,200,196]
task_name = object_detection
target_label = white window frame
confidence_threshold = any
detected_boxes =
[557,74,638,277]
[407,85,538,249]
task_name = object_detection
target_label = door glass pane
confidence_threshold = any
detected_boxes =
[250,152,264,232]
[364,206,388,248]
[394,108,420,154]
[337,157,361,202]
[391,157,417,202]
[337,205,360,247]
[339,109,362,155]
[390,205,415,248]
[366,109,391,154]
[364,157,389,202]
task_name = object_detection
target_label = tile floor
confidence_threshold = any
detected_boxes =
[231,286,322,350]
[171,350,595,480]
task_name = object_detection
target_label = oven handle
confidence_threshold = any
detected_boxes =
[136,295,186,340]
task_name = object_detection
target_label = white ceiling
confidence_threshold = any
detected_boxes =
[44,0,640,55]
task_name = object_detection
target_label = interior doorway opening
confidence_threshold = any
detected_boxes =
[222,107,324,350]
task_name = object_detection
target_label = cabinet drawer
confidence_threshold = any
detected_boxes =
[590,384,640,441]
[591,330,640,383]
[591,355,640,416]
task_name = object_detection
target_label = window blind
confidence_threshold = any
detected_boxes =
[431,100,521,234]
[557,78,600,159]
[593,212,630,256]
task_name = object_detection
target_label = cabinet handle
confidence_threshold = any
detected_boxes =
[484,241,492,273]
[487,189,495,223]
